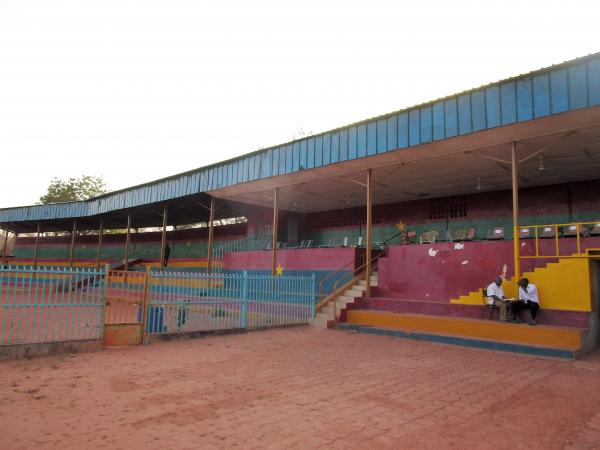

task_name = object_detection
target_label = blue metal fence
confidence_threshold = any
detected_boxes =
[0,266,316,346]
[146,270,315,335]
[0,265,105,345]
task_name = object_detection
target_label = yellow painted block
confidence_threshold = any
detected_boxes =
[450,258,592,312]
[449,290,484,305]
[347,310,582,349]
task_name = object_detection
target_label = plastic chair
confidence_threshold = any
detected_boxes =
[419,230,439,244]
[453,229,467,241]
[539,227,556,239]
[562,225,587,237]
[481,289,498,320]
[487,226,505,240]
[518,228,533,239]
[466,227,476,241]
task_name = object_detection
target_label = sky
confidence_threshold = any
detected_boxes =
[0,0,599,208]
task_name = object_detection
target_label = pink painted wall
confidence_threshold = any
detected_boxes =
[224,247,363,271]
[378,237,600,302]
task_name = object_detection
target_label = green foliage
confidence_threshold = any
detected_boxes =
[39,175,108,204]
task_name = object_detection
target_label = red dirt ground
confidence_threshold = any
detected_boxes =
[1,327,599,449]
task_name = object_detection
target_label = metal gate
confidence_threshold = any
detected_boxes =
[103,270,148,345]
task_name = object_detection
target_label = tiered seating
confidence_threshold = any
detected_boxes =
[339,311,586,359]
[345,296,589,328]
[339,250,596,358]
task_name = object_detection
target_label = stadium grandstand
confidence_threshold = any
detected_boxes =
[1,52,600,357]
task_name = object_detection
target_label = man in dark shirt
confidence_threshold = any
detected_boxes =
[163,243,171,267]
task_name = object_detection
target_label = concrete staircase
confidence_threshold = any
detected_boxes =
[309,272,378,329]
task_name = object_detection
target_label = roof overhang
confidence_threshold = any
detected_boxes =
[210,107,600,213]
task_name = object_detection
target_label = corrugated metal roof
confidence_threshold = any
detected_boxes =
[2,51,600,226]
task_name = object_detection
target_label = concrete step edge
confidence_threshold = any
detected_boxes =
[337,323,577,359]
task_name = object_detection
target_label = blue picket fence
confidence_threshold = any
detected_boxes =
[0,265,105,345]
[146,270,316,334]
[0,266,316,346]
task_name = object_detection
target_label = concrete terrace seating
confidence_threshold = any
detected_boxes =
[341,293,593,358]
[339,310,589,359]
[347,296,590,328]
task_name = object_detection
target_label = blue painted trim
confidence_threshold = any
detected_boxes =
[337,323,575,359]
[3,53,600,224]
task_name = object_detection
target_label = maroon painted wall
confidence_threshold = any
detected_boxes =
[378,237,600,302]
[224,247,364,271]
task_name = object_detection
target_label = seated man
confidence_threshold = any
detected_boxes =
[516,277,540,325]
[486,277,515,322]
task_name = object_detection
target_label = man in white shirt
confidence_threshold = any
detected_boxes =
[516,278,540,325]
[486,277,514,322]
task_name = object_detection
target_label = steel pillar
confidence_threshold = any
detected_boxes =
[1,226,8,266]
[96,220,103,270]
[69,221,77,268]
[160,206,168,271]
[33,223,41,268]
[207,197,216,273]
[124,213,132,271]
[271,188,279,276]
[365,169,372,297]
[511,142,520,283]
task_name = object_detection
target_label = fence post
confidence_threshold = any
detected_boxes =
[310,273,316,318]
[140,266,151,344]
[241,270,248,328]
[101,263,110,336]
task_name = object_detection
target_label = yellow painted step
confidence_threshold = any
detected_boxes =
[346,310,582,350]
[450,257,592,312]
[450,289,484,305]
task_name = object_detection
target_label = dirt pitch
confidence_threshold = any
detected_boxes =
[1,327,599,450]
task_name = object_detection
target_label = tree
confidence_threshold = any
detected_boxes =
[39,175,108,204]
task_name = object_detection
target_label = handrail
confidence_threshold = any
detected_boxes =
[317,251,383,322]
[317,275,363,314]
[517,220,600,229]
[378,230,404,246]
[317,256,362,302]
[517,221,600,259]
[316,229,402,301]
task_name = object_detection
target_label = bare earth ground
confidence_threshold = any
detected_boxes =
[1,328,599,450]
